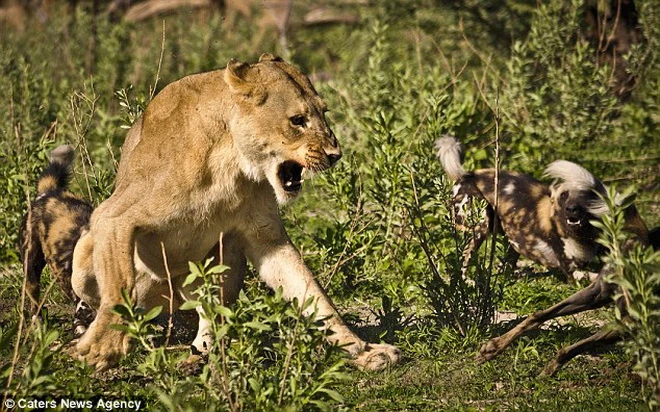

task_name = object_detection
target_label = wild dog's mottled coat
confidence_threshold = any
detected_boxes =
[20,145,93,313]
[435,135,648,279]
[436,135,655,375]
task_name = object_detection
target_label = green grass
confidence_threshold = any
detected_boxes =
[0,264,650,410]
[1,1,658,410]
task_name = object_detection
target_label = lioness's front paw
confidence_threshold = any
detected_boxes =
[351,343,400,371]
[72,321,131,372]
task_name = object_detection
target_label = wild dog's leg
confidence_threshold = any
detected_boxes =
[72,213,136,372]
[189,309,212,355]
[20,221,47,315]
[461,218,490,277]
[73,300,96,338]
[542,326,621,376]
[243,218,400,371]
[48,244,77,302]
[460,206,493,278]
[477,275,616,362]
[503,243,520,270]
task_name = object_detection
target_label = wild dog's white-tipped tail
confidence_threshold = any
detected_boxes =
[545,160,609,216]
[37,145,76,194]
[50,144,75,168]
[435,135,466,181]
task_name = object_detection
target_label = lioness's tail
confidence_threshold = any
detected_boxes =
[435,135,466,181]
[37,145,75,194]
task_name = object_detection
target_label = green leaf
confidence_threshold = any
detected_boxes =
[244,321,272,331]
[179,300,201,311]
[207,264,230,274]
[120,288,132,306]
[316,388,344,403]
[248,378,261,392]
[214,305,233,317]
[182,272,199,288]
[112,304,132,319]
[109,324,130,333]
[143,305,163,322]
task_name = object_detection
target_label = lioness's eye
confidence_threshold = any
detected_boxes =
[290,115,306,127]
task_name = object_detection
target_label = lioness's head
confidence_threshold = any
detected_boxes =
[225,53,341,204]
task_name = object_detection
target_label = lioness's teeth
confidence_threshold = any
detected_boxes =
[285,181,293,187]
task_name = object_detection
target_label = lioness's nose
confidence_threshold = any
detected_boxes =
[325,130,341,165]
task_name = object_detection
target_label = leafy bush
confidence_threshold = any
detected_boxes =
[499,0,619,170]
[595,186,660,408]
[111,258,348,411]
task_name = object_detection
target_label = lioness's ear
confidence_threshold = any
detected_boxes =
[225,58,252,95]
[259,52,283,63]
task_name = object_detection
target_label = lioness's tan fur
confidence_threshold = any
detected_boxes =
[71,53,399,372]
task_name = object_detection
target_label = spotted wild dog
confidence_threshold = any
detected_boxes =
[435,135,656,375]
[434,135,649,281]
[20,145,94,335]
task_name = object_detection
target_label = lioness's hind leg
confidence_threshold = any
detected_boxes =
[184,234,248,354]
[72,231,100,309]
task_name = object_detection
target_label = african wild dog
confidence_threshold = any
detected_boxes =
[434,135,649,280]
[435,135,655,375]
[20,145,94,334]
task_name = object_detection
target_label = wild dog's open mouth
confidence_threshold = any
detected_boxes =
[278,160,305,193]
[567,217,581,226]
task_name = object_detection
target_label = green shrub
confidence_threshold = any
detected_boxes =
[499,0,619,170]
[595,186,660,408]
[110,258,348,411]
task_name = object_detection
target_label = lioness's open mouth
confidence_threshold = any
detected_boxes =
[278,160,305,193]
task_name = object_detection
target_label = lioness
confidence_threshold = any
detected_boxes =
[71,53,400,372]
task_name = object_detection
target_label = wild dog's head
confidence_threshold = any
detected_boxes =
[544,160,608,240]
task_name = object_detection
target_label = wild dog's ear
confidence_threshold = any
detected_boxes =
[614,191,637,208]
[548,181,560,203]
[259,52,283,63]
[224,59,266,103]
